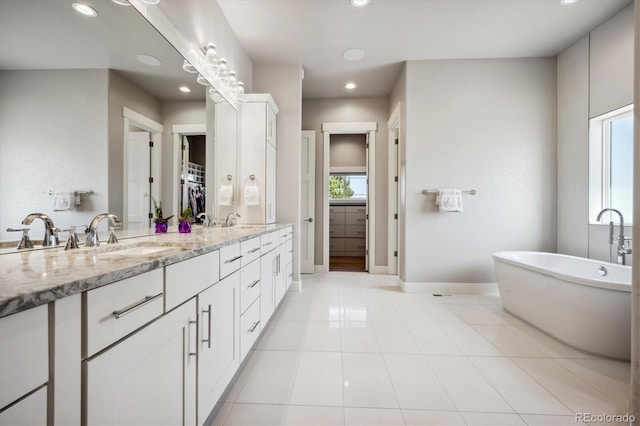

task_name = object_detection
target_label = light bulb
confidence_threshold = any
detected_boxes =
[182,59,198,74]
[228,71,237,90]
[217,58,229,83]
[196,74,208,86]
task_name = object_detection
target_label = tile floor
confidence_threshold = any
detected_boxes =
[211,272,631,426]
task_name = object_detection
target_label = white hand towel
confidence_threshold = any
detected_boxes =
[218,183,233,206]
[436,189,463,212]
[244,184,260,206]
[53,192,72,211]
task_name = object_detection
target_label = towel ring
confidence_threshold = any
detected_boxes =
[221,175,233,184]
[245,174,258,184]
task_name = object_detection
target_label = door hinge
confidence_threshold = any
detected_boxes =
[395,139,399,145]
[180,179,185,185]
[181,143,185,151]
[394,251,398,257]
[148,141,154,148]
[394,213,398,220]
[366,249,369,255]
[366,214,369,220]
[394,176,398,182]
[148,213,153,219]
[148,177,154,183]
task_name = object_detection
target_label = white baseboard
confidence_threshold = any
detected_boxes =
[314,265,328,273]
[400,280,499,294]
[292,280,302,291]
[368,265,388,274]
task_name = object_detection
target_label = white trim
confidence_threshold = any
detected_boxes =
[330,167,367,174]
[387,102,401,275]
[400,280,499,294]
[123,107,163,133]
[243,94,279,114]
[322,122,377,273]
[172,124,206,219]
[314,264,328,273]
[369,266,388,274]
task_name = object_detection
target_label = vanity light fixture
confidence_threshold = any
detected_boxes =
[179,86,191,93]
[560,0,579,4]
[203,43,219,73]
[72,2,98,17]
[182,59,198,74]
[350,0,371,7]
[196,74,209,86]
[136,54,161,66]
[345,82,357,90]
[111,0,131,5]
[343,48,365,61]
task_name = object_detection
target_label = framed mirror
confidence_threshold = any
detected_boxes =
[0,0,235,242]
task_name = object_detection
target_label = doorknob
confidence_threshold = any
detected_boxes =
[304,218,313,223]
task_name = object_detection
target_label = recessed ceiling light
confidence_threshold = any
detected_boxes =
[136,54,161,66]
[72,3,98,17]
[345,82,357,90]
[343,48,365,61]
[560,0,579,4]
[111,0,131,5]
[350,0,370,7]
[179,86,191,93]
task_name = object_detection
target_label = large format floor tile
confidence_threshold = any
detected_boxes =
[215,272,631,426]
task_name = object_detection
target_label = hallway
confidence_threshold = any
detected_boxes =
[212,272,630,425]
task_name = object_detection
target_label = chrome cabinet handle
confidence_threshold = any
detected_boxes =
[224,254,243,264]
[248,321,260,333]
[262,241,273,247]
[248,279,260,289]
[112,293,162,319]
[201,304,212,348]
[188,319,197,357]
[248,247,261,254]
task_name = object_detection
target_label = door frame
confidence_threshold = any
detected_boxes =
[321,122,377,273]
[387,102,401,275]
[300,130,316,274]
[122,107,163,229]
[172,124,207,220]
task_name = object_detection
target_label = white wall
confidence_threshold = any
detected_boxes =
[404,58,558,283]
[0,70,109,241]
[302,97,390,267]
[330,134,366,168]
[252,64,303,280]
[557,4,635,263]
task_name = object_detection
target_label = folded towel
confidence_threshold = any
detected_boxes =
[244,183,260,206]
[436,189,463,212]
[53,192,72,211]
[218,183,233,206]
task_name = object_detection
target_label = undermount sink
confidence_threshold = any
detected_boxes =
[103,246,181,257]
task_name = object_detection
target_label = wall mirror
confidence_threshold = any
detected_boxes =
[0,0,236,242]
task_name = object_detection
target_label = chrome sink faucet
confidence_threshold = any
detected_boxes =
[596,208,632,265]
[85,213,122,247]
[21,213,59,246]
[223,212,241,228]
[197,212,215,227]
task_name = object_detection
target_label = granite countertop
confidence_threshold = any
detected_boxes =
[0,224,291,318]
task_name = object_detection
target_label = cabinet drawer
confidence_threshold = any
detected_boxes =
[240,259,261,314]
[0,304,48,409]
[329,225,345,237]
[345,238,367,252]
[284,226,293,242]
[239,300,261,363]
[220,243,242,278]
[286,239,293,262]
[329,238,346,252]
[329,212,345,225]
[329,205,345,213]
[346,225,367,238]
[165,250,219,312]
[0,386,47,426]
[261,231,278,253]
[241,237,261,267]
[85,269,163,357]
[345,212,367,226]
[345,205,367,214]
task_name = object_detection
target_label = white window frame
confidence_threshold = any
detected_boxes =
[589,104,634,224]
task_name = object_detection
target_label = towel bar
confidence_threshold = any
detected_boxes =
[422,189,476,195]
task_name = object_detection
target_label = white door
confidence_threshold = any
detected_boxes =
[300,131,315,274]
[260,250,275,324]
[181,136,190,213]
[127,131,151,230]
[365,135,370,272]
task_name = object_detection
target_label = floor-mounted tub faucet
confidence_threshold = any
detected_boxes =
[596,208,632,265]
[85,213,122,247]
[21,213,59,246]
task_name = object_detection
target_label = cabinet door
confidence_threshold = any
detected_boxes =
[85,299,197,426]
[198,272,239,424]
[265,143,276,224]
[260,250,275,325]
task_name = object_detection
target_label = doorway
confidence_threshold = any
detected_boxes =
[321,122,377,273]
[172,124,206,221]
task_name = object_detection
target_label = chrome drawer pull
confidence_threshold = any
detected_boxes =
[248,279,260,289]
[202,304,212,348]
[288,250,293,254]
[112,293,163,319]
[248,321,260,333]
[262,242,273,247]
[247,247,261,254]
[188,320,197,357]
[224,254,243,264]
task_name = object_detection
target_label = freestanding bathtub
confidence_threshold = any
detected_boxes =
[493,251,632,360]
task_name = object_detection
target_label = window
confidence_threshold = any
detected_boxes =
[589,104,634,224]
[329,174,367,200]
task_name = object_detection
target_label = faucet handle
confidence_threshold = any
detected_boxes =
[6,228,34,250]
[61,226,79,250]
[107,227,119,244]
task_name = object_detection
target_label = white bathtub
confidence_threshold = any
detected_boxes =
[493,251,631,360]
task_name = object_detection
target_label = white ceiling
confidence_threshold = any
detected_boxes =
[217,0,633,99]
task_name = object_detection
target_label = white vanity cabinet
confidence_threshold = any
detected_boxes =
[0,304,48,425]
[239,94,279,224]
[84,298,198,425]
[197,271,240,424]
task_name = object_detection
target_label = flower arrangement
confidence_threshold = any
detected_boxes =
[151,196,174,233]
[178,207,194,233]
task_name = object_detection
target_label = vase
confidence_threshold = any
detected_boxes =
[178,221,192,233]
[154,221,168,233]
